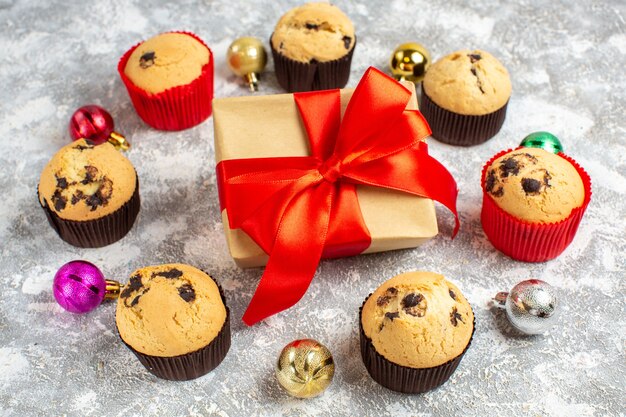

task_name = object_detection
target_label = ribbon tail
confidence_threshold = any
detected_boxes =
[427,155,460,237]
[242,183,334,325]
[345,142,460,237]
[411,143,460,237]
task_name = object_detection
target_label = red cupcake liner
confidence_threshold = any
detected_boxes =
[420,87,508,146]
[359,298,475,394]
[38,177,140,248]
[271,34,355,93]
[118,279,231,381]
[480,149,592,262]
[118,31,214,131]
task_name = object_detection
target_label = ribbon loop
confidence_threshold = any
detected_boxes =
[216,67,459,325]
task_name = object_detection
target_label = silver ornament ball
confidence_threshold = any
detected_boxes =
[496,279,558,335]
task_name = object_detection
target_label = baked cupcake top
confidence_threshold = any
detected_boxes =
[423,49,511,115]
[361,271,474,369]
[271,2,355,63]
[124,32,210,94]
[38,139,136,222]
[484,147,585,223]
[116,264,227,357]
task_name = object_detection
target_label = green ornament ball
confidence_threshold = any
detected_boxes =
[519,131,563,154]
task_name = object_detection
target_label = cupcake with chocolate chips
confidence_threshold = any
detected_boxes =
[421,49,511,146]
[118,31,213,130]
[271,2,356,92]
[116,264,230,381]
[38,139,140,248]
[481,146,591,262]
[360,271,474,393]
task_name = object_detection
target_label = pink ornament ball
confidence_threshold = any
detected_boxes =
[53,260,106,313]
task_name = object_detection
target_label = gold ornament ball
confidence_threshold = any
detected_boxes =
[226,36,268,92]
[275,339,335,398]
[389,42,431,83]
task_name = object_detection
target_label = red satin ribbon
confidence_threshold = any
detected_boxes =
[216,67,459,325]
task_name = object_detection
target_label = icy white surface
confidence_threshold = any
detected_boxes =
[0,0,624,416]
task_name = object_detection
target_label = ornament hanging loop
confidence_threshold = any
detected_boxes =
[244,73,260,92]
[105,279,123,300]
[494,291,508,306]
[107,132,130,151]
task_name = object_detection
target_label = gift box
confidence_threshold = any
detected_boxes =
[214,82,436,267]
[213,68,458,325]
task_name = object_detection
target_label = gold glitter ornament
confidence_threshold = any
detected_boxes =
[389,42,431,83]
[275,339,335,398]
[226,37,268,92]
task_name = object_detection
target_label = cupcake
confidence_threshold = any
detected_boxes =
[271,2,356,92]
[118,32,213,131]
[116,264,230,381]
[481,146,591,262]
[421,49,511,146]
[38,139,140,248]
[360,271,474,393]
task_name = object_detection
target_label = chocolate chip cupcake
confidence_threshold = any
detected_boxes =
[271,2,356,92]
[118,31,213,130]
[421,49,511,146]
[481,146,591,262]
[116,264,230,381]
[360,271,474,393]
[38,139,140,248]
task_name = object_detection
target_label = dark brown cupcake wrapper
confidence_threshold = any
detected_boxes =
[359,294,475,394]
[271,34,356,93]
[118,277,231,381]
[420,86,508,146]
[38,177,140,248]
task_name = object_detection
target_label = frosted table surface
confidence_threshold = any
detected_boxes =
[0,0,624,416]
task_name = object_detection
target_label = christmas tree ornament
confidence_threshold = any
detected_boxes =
[519,131,563,154]
[389,42,431,83]
[494,279,558,335]
[53,260,122,314]
[275,339,335,398]
[226,37,268,92]
[69,105,130,150]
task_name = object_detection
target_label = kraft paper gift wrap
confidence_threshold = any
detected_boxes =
[213,82,438,268]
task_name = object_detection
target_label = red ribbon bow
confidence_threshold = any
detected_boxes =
[217,67,459,325]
